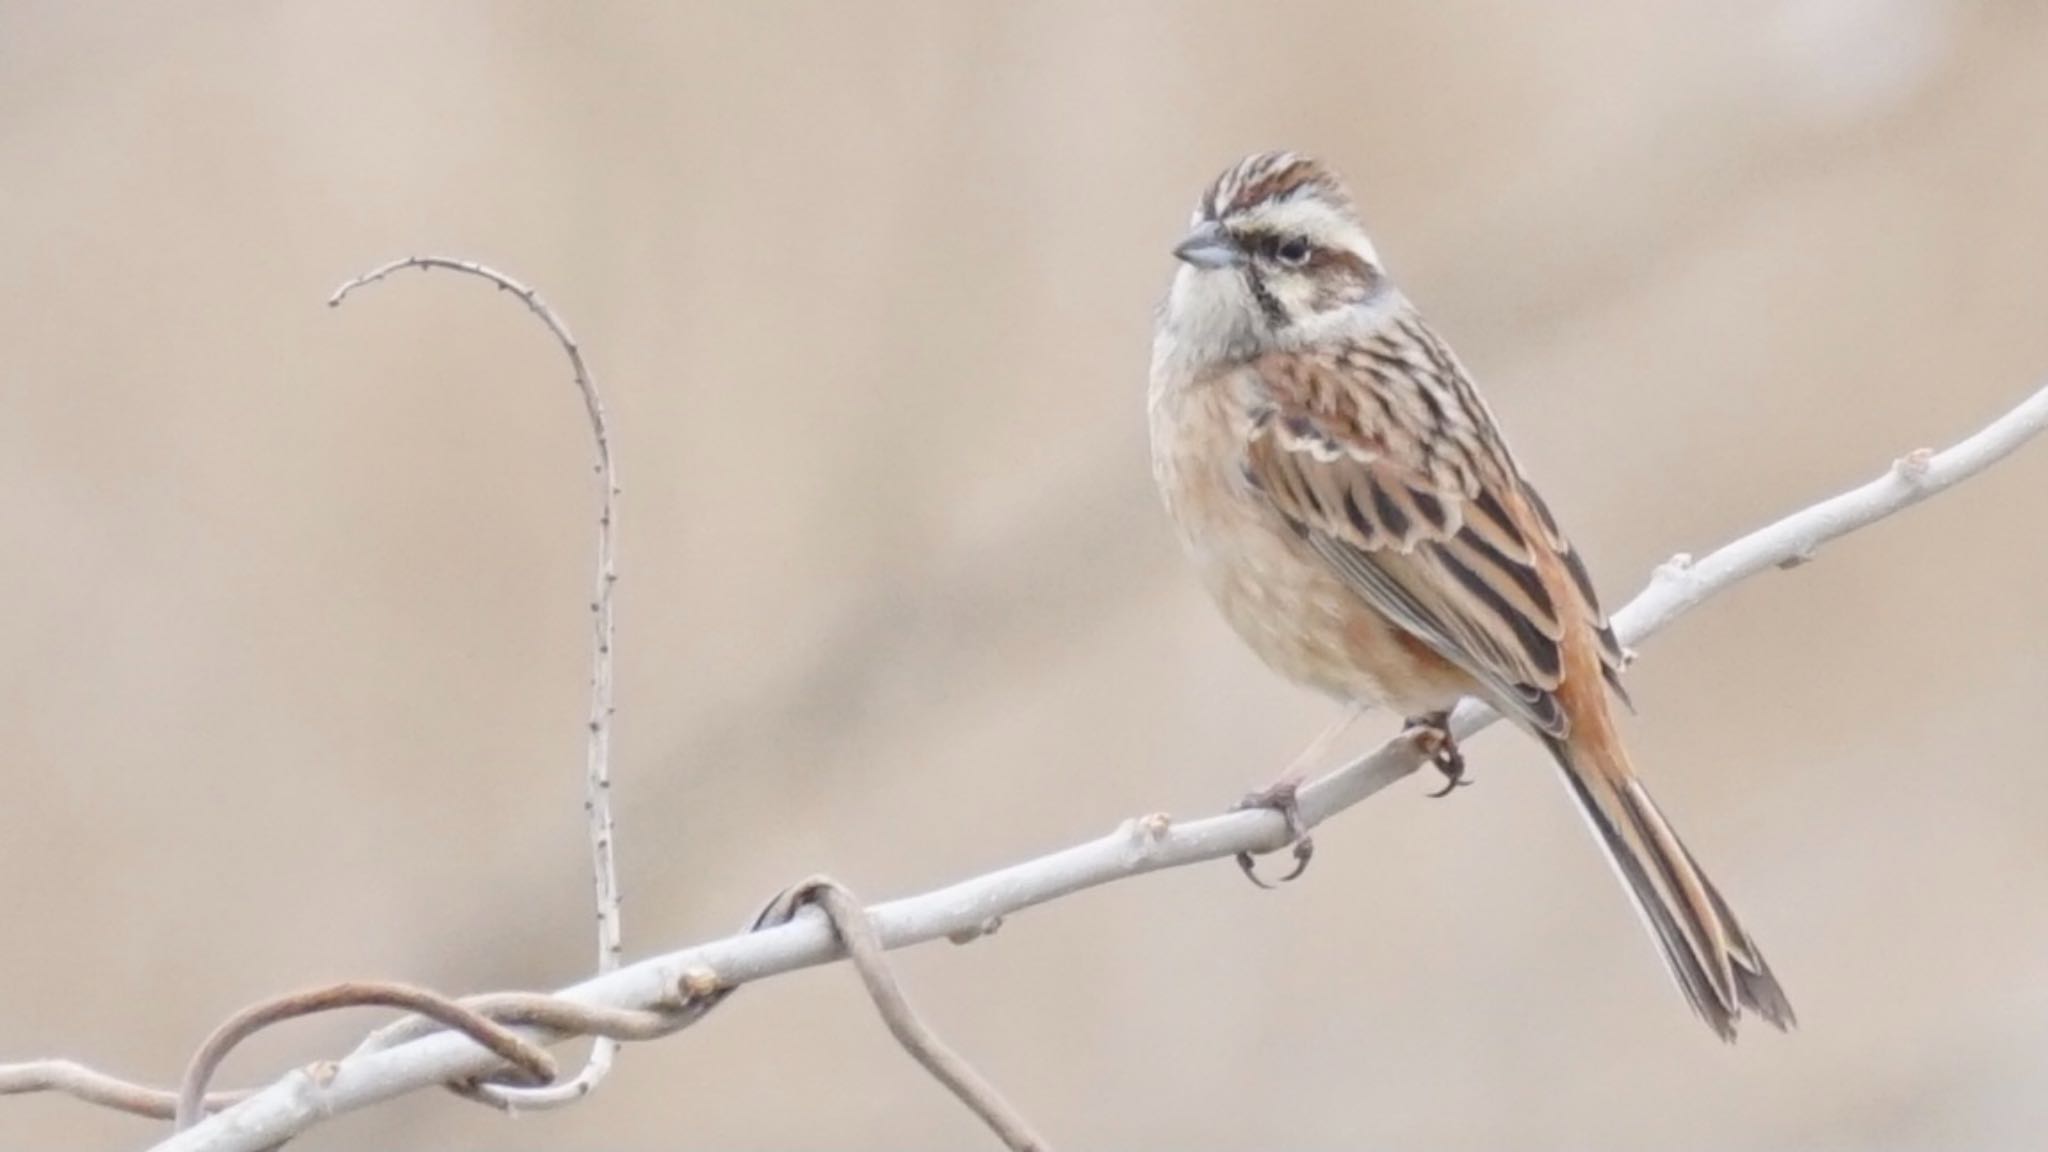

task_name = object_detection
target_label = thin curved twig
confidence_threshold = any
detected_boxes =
[0,988,727,1129]
[172,983,557,1131]
[759,878,1052,1152]
[0,1061,247,1122]
[128,378,2048,1152]
[329,257,625,1110]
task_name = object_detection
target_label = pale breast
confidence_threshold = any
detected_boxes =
[1148,367,1474,715]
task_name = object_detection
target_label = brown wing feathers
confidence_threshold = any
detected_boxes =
[1238,338,1792,1038]
[1241,348,1575,735]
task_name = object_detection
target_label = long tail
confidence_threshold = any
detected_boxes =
[1544,733,1796,1040]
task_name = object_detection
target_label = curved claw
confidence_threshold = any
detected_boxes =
[1424,772,1471,800]
[1231,780,1314,887]
[1405,712,1471,799]
[1235,837,1314,888]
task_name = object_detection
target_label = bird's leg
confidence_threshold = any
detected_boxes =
[1233,703,1366,887]
[1403,710,1470,798]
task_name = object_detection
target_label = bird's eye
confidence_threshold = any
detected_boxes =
[1275,237,1313,267]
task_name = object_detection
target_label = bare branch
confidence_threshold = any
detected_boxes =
[758,878,1052,1152]
[330,257,626,1110]
[138,379,2048,1152]
[1611,389,2048,642]
[0,984,729,1131]
[172,982,558,1132]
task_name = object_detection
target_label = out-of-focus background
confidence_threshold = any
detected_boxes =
[5,2,2047,1149]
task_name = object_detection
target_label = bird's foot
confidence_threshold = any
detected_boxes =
[1403,711,1470,798]
[1231,776,1313,888]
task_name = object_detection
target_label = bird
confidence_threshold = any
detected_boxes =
[1147,150,1795,1040]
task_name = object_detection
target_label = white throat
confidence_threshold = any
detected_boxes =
[1150,263,1403,398]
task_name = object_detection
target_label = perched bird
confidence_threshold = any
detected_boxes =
[1147,150,1794,1040]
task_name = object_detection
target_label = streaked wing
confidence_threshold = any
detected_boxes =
[1239,333,1626,732]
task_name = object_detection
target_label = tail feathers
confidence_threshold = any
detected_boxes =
[1547,736,1796,1040]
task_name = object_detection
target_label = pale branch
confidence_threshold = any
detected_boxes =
[172,984,558,1131]
[0,981,724,1130]
[329,257,627,1110]
[140,378,2048,1152]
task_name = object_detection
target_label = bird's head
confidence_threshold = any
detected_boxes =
[1159,151,1390,366]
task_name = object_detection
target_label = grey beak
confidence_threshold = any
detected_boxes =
[1173,221,1243,269]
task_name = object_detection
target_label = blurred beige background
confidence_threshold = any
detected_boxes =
[6,2,2048,1149]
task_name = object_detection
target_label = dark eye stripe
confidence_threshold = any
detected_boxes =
[1241,232,1314,263]
[1246,234,1383,313]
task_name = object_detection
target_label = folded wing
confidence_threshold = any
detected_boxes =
[1238,342,1626,731]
